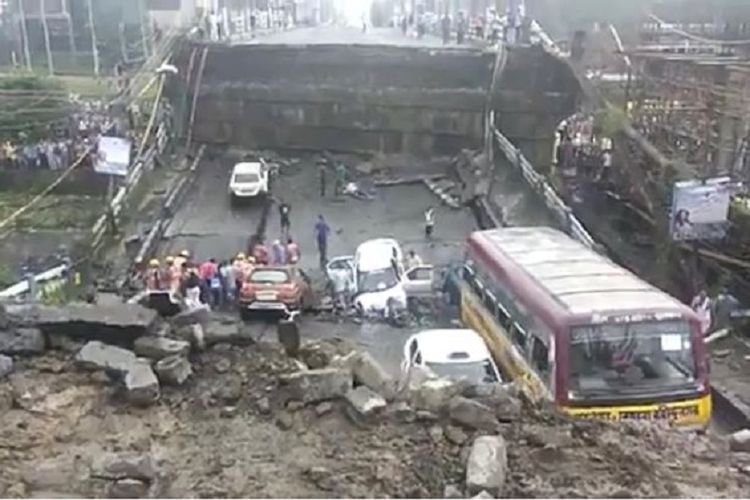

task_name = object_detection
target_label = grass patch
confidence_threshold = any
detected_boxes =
[0,193,103,230]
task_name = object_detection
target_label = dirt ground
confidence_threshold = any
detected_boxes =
[1,337,749,499]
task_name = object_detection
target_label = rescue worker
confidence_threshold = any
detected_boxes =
[424,206,435,240]
[183,266,203,309]
[174,249,190,270]
[219,260,236,305]
[253,238,270,266]
[144,259,162,291]
[163,256,175,292]
[271,239,287,265]
[286,237,300,265]
[233,253,247,293]
[406,250,423,270]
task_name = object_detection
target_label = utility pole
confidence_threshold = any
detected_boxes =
[86,0,100,77]
[138,0,151,59]
[39,0,54,75]
[18,0,32,71]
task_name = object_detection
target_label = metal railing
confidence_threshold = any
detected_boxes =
[492,126,596,249]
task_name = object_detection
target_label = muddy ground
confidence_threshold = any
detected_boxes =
[1,333,749,499]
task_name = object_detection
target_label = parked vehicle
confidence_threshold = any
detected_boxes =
[238,266,311,319]
[401,329,503,385]
[229,161,269,202]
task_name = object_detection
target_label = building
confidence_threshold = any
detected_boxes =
[148,0,199,29]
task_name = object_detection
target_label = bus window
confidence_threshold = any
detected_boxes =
[530,336,549,375]
[511,322,528,351]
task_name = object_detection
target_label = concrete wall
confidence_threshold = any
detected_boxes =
[175,42,580,158]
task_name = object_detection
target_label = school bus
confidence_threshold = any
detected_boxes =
[460,227,711,428]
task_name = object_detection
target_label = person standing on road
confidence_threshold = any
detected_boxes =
[271,239,287,265]
[286,237,300,265]
[314,215,331,269]
[424,206,435,240]
[219,260,236,305]
[406,250,423,270]
[442,14,451,44]
[253,238,270,266]
[318,163,327,197]
[334,163,347,196]
[279,200,291,236]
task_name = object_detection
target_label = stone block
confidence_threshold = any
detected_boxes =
[466,435,508,496]
[449,396,498,431]
[75,341,137,374]
[91,452,156,481]
[351,351,396,400]
[108,478,149,499]
[730,429,750,452]
[279,368,352,404]
[154,355,192,386]
[345,386,386,420]
[124,362,160,406]
[0,354,12,379]
[171,306,210,327]
[409,378,459,412]
[0,328,45,354]
[134,336,190,360]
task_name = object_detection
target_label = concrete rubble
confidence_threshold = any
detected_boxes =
[134,336,190,360]
[465,435,508,496]
[0,354,13,378]
[345,385,387,420]
[351,351,397,400]
[448,396,499,431]
[729,429,750,452]
[91,452,157,481]
[124,361,160,406]
[279,368,352,404]
[75,341,138,374]
[410,378,461,412]
[0,327,45,354]
[154,354,192,386]
[10,303,158,344]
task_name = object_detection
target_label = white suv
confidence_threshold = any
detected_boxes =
[229,161,269,201]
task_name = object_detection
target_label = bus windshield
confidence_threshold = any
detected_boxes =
[569,320,697,398]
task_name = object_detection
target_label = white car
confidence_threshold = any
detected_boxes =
[326,238,436,315]
[401,329,503,385]
[229,161,269,201]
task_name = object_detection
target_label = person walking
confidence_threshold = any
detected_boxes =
[314,214,331,269]
[318,162,327,197]
[278,200,291,236]
[184,268,203,309]
[424,206,435,240]
[219,260,236,305]
[271,239,287,265]
[334,163,347,196]
[199,258,219,305]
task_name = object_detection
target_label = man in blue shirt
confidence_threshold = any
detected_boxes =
[314,215,330,270]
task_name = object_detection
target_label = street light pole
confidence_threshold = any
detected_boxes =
[86,0,100,77]
[40,0,54,75]
[18,0,32,71]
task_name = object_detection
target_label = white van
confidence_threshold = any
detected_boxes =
[327,238,435,314]
[228,161,269,201]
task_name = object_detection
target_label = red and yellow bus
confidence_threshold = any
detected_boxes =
[460,227,711,428]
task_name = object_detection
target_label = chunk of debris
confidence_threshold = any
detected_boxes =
[124,362,160,406]
[171,305,210,327]
[0,328,45,355]
[276,411,294,430]
[445,425,469,445]
[298,342,337,369]
[108,478,149,499]
[75,341,137,374]
[48,334,84,353]
[345,386,387,421]
[256,396,271,414]
[21,456,78,491]
[472,491,494,499]
[449,396,499,431]
[730,429,750,453]
[315,401,333,416]
[444,484,463,498]
[279,368,352,404]
[154,354,192,386]
[466,435,508,496]
[19,303,158,344]
[0,354,12,379]
[134,336,190,360]
[91,452,157,481]
[410,378,459,412]
[351,351,396,400]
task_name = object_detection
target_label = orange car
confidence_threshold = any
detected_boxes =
[238,266,311,319]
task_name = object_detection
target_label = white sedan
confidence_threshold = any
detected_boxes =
[229,161,269,201]
[401,329,503,385]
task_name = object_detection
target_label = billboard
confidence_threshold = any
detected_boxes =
[670,177,737,241]
[95,136,131,177]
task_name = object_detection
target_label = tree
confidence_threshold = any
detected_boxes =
[0,75,71,142]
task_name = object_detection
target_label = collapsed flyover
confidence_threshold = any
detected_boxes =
[171,40,580,164]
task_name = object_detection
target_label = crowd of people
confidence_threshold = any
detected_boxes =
[554,113,614,202]
[395,8,526,45]
[0,97,128,172]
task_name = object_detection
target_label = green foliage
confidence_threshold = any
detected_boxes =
[0,263,13,288]
[0,75,71,142]
[595,106,628,137]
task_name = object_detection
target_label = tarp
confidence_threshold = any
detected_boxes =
[95,136,131,177]
[670,177,737,241]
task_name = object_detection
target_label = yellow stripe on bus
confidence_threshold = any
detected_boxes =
[563,394,711,428]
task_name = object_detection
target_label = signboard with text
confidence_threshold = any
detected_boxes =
[95,136,131,177]
[670,177,738,241]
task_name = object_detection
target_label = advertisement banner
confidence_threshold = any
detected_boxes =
[670,177,737,241]
[95,136,131,177]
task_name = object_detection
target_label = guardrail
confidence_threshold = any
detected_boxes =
[132,145,205,270]
[492,126,596,249]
